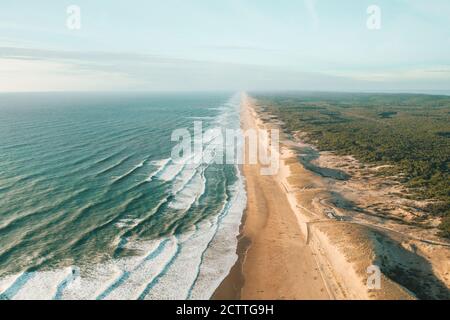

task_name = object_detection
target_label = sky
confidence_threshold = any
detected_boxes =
[0,0,449,92]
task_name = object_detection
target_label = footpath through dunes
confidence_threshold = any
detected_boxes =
[213,94,331,300]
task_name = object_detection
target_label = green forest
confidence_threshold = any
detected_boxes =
[254,92,450,238]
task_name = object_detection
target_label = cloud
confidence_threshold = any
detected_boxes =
[0,46,357,92]
[0,46,211,91]
[0,57,139,92]
[201,44,278,53]
[333,67,450,90]
[0,47,198,65]
[1,46,449,92]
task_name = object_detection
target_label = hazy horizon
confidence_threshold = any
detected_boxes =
[1,89,449,96]
[1,0,449,92]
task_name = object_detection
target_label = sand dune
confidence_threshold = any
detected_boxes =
[214,93,450,300]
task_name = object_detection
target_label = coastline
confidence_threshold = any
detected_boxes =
[213,93,450,300]
[213,94,330,300]
[211,205,249,300]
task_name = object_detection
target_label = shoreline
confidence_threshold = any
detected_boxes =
[212,163,249,299]
[213,93,330,300]
[211,208,249,300]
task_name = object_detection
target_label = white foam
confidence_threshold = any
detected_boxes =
[0,93,247,301]
[144,94,246,300]
[0,274,21,295]
[157,149,200,183]
[142,223,215,300]
[157,161,186,182]
[114,218,140,229]
[171,163,198,194]
[13,269,72,300]
[142,170,246,300]
[188,171,246,299]
[1,240,173,300]
[59,239,169,300]
[168,169,205,211]
[104,237,178,300]
[146,158,170,182]
[59,263,123,300]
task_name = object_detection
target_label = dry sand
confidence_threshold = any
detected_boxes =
[214,93,450,300]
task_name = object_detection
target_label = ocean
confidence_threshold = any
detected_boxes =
[0,92,246,300]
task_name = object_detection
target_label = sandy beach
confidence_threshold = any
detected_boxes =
[214,94,331,300]
[214,93,450,300]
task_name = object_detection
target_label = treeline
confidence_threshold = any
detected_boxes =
[255,92,450,238]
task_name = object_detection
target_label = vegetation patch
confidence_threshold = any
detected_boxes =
[255,92,450,238]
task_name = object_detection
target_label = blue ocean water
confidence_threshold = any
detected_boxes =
[0,92,246,300]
